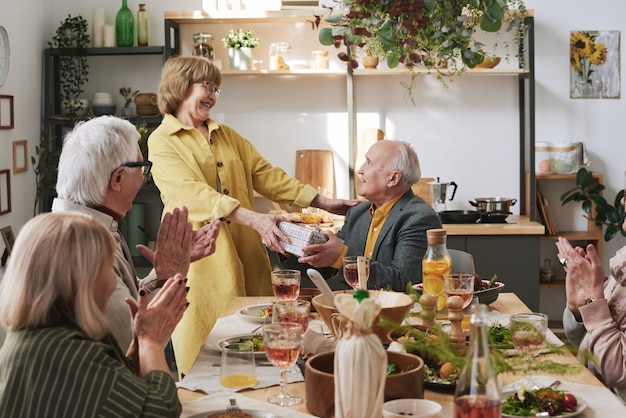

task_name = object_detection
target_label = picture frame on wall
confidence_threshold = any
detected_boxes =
[12,140,27,173]
[0,169,11,215]
[0,95,14,129]
[1,225,14,255]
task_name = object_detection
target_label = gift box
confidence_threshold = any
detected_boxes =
[278,221,328,257]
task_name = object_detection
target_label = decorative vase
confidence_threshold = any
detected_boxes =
[229,47,253,71]
[116,0,134,47]
[362,55,380,69]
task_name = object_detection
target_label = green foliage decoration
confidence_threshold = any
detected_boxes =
[31,131,60,215]
[561,167,626,242]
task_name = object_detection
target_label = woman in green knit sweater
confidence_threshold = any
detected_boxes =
[0,212,189,417]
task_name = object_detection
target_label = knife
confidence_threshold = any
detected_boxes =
[307,268,335,307]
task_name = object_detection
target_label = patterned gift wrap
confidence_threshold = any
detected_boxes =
[278,221,328,257]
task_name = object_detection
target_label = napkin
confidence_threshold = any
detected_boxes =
[302,329,336,359]
[181,392,316,418]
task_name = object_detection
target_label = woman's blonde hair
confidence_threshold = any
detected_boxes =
[0,212,116,340]
[158,55,223,115]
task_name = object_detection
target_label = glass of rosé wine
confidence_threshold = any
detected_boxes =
[271,270,301,302]
[342,255,370,290]
[272,300,311,336]
[510,312,548,389]
[444,273,475,310]
[262,323,303,406]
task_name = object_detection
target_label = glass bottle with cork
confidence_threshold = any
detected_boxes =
[193,33,214,61]
[137,4,148,47]
[454,304,502,417]
[422,228,451,313]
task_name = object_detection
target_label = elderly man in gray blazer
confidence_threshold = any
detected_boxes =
[297,139,442,292]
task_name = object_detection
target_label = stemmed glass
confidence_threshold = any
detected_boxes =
[510,312,549,389]
[271,270,301,302]
[273,300,311,336]
[343,256,370,290]
[262,323,303,406]
[444,273,475,310]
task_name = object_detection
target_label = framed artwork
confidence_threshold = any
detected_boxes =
[570,30,621,99]
[12,140,27,173]
[1,225,14,255]
[0,169,11,215]
[0,95,13,129]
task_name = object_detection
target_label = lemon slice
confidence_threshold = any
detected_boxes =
[436,294,447,311]
[422,275,444,295]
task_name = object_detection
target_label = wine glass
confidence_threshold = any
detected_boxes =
[510,312,548,389]
[343,256,370,290]
[444,273,475,309]
[262,323,303,406]
[273,300,311,336]
[271,270,301,302]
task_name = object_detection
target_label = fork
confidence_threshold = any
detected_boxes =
[227,398,241,413]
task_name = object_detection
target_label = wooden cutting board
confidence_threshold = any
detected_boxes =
[295,149,335,198]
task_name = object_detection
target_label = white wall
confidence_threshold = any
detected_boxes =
[0,0,625,268]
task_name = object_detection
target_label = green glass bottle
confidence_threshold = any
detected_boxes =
[115,0,134,47]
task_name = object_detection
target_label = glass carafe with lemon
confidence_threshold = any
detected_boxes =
[422,229,452,314]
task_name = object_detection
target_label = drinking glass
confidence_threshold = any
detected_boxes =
[343,256,370,290]
[510,312,548,389]
[273,300,311,336]
[271,270,301,302]
[444,273,475,310]
[219,343,257,389]
[262,323,303,406]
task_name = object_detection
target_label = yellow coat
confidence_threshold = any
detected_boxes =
[148,114,317,375]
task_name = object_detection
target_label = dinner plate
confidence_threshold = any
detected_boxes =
[188,409,280,418]
[424,364,457,392]
[501,391,587,418]
[214,334,268,359]
[237,303,273,323]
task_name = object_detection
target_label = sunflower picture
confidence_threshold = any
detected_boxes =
[570,30,620,99]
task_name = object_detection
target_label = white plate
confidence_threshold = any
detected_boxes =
[188,409,280,418]
[237,303,273,323]
[502,392,587,418]
[214,334,268,359]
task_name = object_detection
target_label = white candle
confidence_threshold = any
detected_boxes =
[92,8,105,48]
[104,24,116,48]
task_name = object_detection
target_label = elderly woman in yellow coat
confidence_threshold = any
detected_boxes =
[149,56,355,375]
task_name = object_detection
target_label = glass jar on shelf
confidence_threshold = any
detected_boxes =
[193,33,214,60]
[269,42,291,70]
[311,50,329,70]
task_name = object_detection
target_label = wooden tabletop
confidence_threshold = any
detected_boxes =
[177,293,604,413]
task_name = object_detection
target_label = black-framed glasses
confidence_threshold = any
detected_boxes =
[120,160,152,175]
[199,81,221,97]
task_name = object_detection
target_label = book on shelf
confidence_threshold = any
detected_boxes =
[536,183,557,236]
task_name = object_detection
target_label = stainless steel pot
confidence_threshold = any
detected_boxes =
[469,197,517,213]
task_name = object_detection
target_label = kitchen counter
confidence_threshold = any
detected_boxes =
[443,215,545,235]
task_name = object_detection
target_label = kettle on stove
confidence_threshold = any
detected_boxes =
[427,178,458,212]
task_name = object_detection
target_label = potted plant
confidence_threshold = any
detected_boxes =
[222,29,259,71]
[561,168,626,241]
[316,0,527,97]
[49,15,90,119]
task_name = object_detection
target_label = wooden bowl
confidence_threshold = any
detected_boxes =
[311,290,415,342]
[305,350,425,418]
[475,56,501,69]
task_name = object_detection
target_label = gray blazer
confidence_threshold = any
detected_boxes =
[326,189,442,292]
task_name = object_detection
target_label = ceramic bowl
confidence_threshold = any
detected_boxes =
[475,56,501,69]
[383,399,442,418]
[311,290,415,342]
[474,281,505,305]
[305,350,425,418]
[92,105,117,116]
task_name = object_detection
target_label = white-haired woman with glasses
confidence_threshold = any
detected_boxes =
[149,55,357,376]
[0,212,187,417]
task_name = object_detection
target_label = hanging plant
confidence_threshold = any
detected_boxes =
[48,15,90,119]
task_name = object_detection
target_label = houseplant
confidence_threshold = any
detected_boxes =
[560,168,626,241]
[317,0,527,73]
[31,130,60,215]
[48,14,90,118]
[222,29,259,71]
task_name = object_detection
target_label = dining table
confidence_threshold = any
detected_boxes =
[177,293,626,417]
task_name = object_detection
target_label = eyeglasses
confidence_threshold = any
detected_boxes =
[199,81,221,97]
[120,160,152,176]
